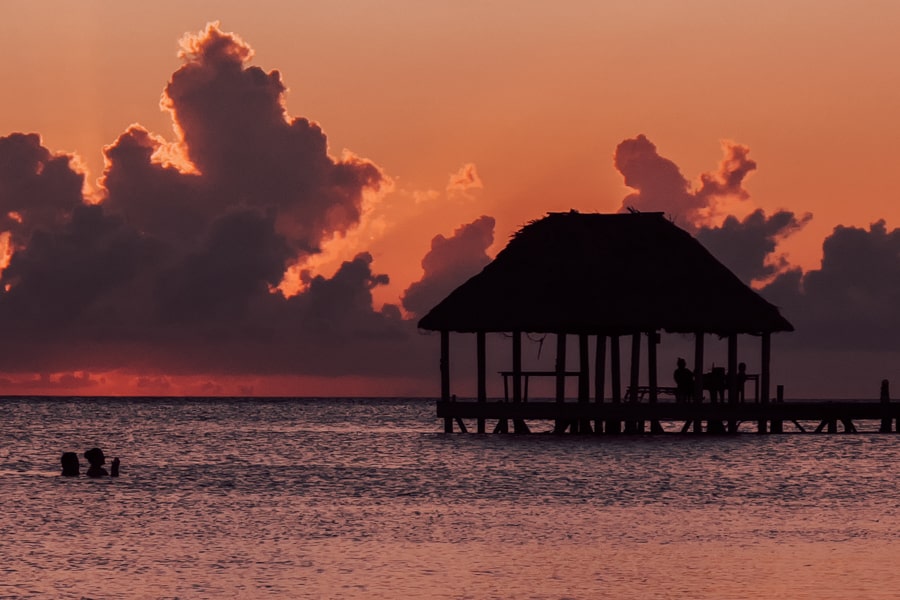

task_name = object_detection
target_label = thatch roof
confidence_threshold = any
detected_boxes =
[418,211,793,336]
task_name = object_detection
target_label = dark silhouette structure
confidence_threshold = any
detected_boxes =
[419,211,794,434]
[60,452,80,476]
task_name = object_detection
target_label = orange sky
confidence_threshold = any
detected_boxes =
[0,2,899,396]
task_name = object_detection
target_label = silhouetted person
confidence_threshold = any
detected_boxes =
[111,457,120,478]
[707,367,726,403]
[727,362,748,403]
[674,358,694,403]
[84,447,108,478]
[60,452,80,477]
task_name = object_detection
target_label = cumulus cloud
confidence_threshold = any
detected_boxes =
[402,216,495,317]
[0,23,425,381]
[614,134,809,286]
[697,209,812,284]
[615,134,698,223]
[0,133,85,248]
[762,220,900,351]
[446,163,483,194]
[615,135,756,229]
[105,23,383,260]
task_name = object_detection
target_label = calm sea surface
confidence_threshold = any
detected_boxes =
[1,397,899,599]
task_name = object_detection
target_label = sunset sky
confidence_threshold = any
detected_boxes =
[0,2,899,397]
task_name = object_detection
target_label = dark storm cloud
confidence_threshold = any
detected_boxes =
[402,216,495,318]
[0,24,422,379]
[0,133,85,247]
[697,209,812,283]
[762,220,900,351]
[0,203,161,337]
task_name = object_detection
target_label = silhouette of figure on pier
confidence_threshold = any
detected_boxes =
[60,452,80,476]
[673,358,694,403]
[706,366,726,403]
[727,362,748,402]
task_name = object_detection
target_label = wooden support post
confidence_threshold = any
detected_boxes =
[511,331,529,434]
[441,330,452,433]
[630,333,641,402]
[440,330,450,401]
[727,334,738,432]
[647,331,663,433]
[595,335,606,403]
[611,335,622,402]
[579,334,590,402]
[553,332,568,434]
[771,385,784,433]
[608,335,622,433]
[693,333,704,404]
[477,331,486,434]
[594,335,606,433]
[761,332,771,404]
[555,333,566,403]
[647,331,658,403]
[578,334,592,434]
[512,331,522,402]
[758,333,770,432]
[629,333,641,433]
[690,335,703,436]
[880,379,892,433]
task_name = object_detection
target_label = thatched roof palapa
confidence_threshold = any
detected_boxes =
[418,211,793,336]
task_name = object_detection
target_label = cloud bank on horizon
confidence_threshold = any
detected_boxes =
[612,134,900,358]
[0,23,897,394]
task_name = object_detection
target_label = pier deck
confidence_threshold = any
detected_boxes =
[437,399,900,434]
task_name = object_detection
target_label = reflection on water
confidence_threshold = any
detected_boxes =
[1,397,899,598]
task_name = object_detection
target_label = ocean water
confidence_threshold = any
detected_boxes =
[1,397,899,599]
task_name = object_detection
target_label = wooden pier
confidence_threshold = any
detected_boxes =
[416,213,858,437]
[437,391,900,435]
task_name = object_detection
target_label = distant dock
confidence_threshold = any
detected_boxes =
[438,393,900,435]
